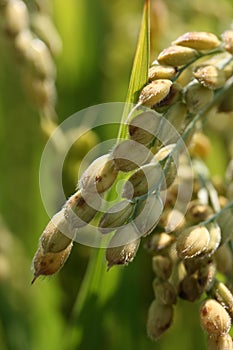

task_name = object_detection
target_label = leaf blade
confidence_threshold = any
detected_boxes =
[118,0,150,140]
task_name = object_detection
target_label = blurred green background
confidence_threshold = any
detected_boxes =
[0,0,232,349]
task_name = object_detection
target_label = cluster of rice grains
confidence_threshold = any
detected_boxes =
[0,0,61,121]
[144,31,233,349]
[31,29,233,348]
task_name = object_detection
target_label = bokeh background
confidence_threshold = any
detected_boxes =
[0,0,233,349]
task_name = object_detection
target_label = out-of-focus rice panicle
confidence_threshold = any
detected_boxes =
[3,0,29,36]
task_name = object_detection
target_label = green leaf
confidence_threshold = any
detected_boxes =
[118,0,150,140]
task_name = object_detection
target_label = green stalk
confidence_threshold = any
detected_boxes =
[172,48,224,83]
[202,200,233,226]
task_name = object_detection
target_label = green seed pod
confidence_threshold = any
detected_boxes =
[184,82,214,114]
[134,196,164,236]
[176,225,210,259]
[123,163,163,198]
[194,65,225,89]
[207,334,233,350]
[211,281,233,318]
[222,30,233,54]
[98,200,134,234]
[138,79,172,107]
[152,279,177,305]
[112,140,151,172]
[152,255,172,280]
[179,273,203,302]
[79,154,118,193]
[64,190,100,228]
[40,210,73,253]
[200,299,231,336]
[147,299,173,340]
[3,0,29,36]
[105,222,140,267]
[173,32,220,50]
[145,232,175,252]
[148,64,177,81]
[32,242,73,283]
[128,110,160,147]
[157,45,198,66]
[26,38,56,78]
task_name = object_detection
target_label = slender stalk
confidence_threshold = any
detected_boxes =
[195,161,221,212]
[201,199,233,225]
[172,48,224,83]
[71,247,104,318]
